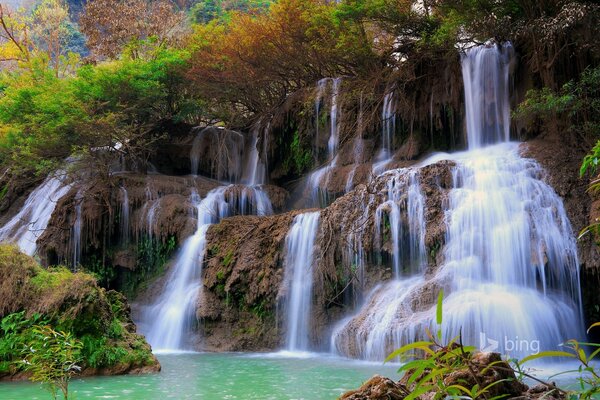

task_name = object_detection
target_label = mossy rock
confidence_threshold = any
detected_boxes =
[0,245,159,379]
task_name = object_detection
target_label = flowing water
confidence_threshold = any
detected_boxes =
[142,188,230,351]
[119,186,130,244]
[306,78,343,207]
[71,191,83,268]
[283,211,321,352]
[331,42,584,360]
[0,171,71,256]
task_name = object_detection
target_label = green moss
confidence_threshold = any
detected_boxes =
[0,246,156,376]
[222,250,234,268]
[29,266,73,291]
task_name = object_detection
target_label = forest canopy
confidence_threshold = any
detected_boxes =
[0,0,597,182]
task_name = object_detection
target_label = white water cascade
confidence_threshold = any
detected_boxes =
[283,211,321,352]
[71,191,83,268]
[331,42,584,360]
[143,187,230,352]
[0,171,71,256]
[119,186,130,244]
[372,90,397,176]
[307,78,343,207]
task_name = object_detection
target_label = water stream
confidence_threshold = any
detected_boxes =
[283,211,321,352]
[0,171,71,256]
[332,42,584,360]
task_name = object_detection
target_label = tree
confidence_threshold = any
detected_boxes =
[79,0,185,59]
[21,325,83,400]
[0,1,81,76]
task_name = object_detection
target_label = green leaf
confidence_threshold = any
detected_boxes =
[520,351,575,364]
[435,289,444,341]
[404,384,433,400]
[385,341,434,363]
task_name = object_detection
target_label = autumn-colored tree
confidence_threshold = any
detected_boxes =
[187,0,379,124]
[79,0,186,59]
[0,0,79,76]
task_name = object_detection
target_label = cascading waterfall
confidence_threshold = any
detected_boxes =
[119,186,130,244]
[462,42,512,149]
[71,191,83,269]
[143,187,230,352]
[241,123,273,215]
[374,170,426,277]
[307,78,343,206]
[283,211,321,352]
[331,42,584,360]
[372,90,396,176]
[314,78,329,152]
[327,78,342,158]
[0,171,71,256]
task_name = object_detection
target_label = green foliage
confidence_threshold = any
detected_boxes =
[120,234,178,296]
[80,335,128,369]
[21,325,83,400]
[511,323,600,400]
[0,312,50,374]
[516,66,600,142]
[0,47,194,178]
[282,130,313,176]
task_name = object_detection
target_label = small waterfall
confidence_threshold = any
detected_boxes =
[380,91,396,159]
[143,187,230,352]
[306,78,343,207]
[283,211,321,352]
[190,127,245,181]
[314,78,329,152]
[0,171,71,256]
[119,186,130,245]
[462,42,513,149]
[374,170,426,277]
[71,192,83,269]
[372,90,397,176]
[243,125,267,186]
[327,78,342,159]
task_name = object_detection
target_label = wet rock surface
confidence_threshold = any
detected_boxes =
[339,352,564,400]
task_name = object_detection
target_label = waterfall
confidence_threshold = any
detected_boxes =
[327,78,342,159]
[438,143,583,354]
[332,42,584,360]
[120,186,130,245]
[283,211,321,352]
[315,78,328,152]
[306,78,343,207]
[374,170,426,277]
[243,125,267,186]
[380,91,396,159]
[372,90,396,176]
[143,187,230,352]
[462,42,513,149]
[142,181,275,351]
[0,171,71,256]
[240,123,273,215]
[71,192,83,269]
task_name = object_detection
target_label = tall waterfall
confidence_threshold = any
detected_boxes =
[143,187,230,352]
[0,171,71,256]
[119,186,130,244]
[462,42,512,149]
[283,211,321,352]
[307,78,343,207]
[332,42,584,360]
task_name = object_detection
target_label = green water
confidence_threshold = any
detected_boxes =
[0,352,398,399]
